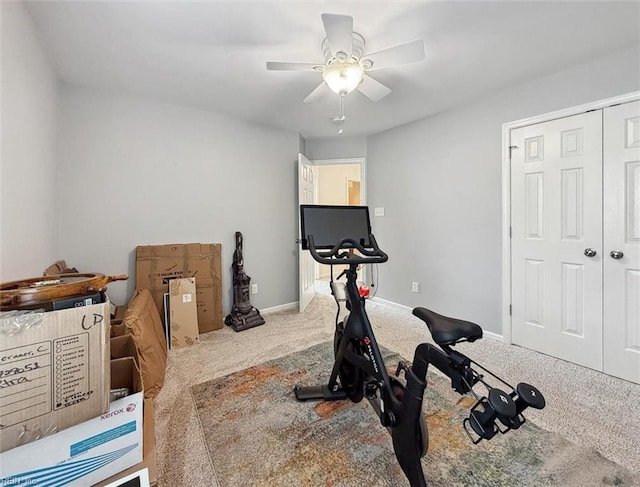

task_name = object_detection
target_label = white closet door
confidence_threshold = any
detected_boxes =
[511,111,603,370]
[603,101,640,383]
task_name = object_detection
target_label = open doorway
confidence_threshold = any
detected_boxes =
[298,155,366,311]
[314,159,364,294]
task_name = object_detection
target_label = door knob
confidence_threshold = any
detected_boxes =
[610,250,624,259]
[584,248,597,257]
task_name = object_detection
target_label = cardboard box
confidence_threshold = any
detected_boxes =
[111,305,128,326]
[96,398,157,487]
[0,301,111,453]
[110,334,139,367]
[135,243,223,333]
[0,357,144,486]
[121,289,167,399]
[169,278,200,349]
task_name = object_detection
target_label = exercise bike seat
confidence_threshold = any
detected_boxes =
[412,307,483,346]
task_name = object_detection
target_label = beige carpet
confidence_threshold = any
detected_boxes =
[153,294,640,486]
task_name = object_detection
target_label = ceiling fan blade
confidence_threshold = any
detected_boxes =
[364,39,425,71]
[303,82,329,103]
[266,61,322,72]
[357,75,392,102]
[321,13,353,57]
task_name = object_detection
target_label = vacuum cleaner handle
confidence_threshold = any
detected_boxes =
[306,234,388,265]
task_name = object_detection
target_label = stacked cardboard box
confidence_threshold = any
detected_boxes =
[0,258,174,486]
[0,301,111,454]
[0,358,145,486]
[98,333,158,486]
[95,397,156,486]
[0,296,162,486]
[135,243,223,334]
[112,289,167,399]
[101,303,161,486]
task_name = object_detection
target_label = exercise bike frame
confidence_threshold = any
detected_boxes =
[295,234,545,487]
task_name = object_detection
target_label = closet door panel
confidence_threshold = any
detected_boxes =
[511,110,603,370]
[603,100,640,384]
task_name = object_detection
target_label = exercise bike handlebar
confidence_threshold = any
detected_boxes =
[306,234,389,265]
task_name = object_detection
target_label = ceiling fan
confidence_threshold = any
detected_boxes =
[266,13,425,106]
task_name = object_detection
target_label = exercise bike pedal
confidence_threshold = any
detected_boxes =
[293,384,347,402]
[364,381,380,400]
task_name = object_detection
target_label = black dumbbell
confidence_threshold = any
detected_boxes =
[499,383,545,430]
[488,388,518,418]
[515,383,546,410]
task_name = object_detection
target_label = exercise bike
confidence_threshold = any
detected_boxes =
[295,204,546,487]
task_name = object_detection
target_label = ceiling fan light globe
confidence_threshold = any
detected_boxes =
[322,62,364,95]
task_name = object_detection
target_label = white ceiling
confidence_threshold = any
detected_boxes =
[25,1,640,139]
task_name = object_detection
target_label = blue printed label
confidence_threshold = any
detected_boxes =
[70,420,136,456]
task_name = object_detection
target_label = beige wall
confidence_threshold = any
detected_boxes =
[316,164,361,279]
[317,164,361,205]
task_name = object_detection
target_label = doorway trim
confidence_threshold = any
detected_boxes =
[501,91,640,343]
[309,157,367,286]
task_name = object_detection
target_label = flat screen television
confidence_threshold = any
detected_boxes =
[300,205,372,250]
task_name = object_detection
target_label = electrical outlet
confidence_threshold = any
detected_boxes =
[251,283,258,295]
[411,282,419,293]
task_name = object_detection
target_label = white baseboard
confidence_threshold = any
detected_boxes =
[482,329,503,341]
[370,297,504,341]
[261,302,298,314]
[259,297,505,341]
[369,296,413,312]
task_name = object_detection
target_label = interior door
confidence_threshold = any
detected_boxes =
[298,153,316,312]
[511,110,603,370]
[603,100,640,383]
[348,180,361,205]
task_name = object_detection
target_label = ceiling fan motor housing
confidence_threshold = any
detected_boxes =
[322,32,367,67]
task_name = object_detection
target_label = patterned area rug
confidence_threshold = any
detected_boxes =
[191,343,638,487]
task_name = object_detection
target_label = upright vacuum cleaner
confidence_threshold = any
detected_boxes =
[224,231,265,332]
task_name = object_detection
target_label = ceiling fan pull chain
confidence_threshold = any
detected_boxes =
[338,94,345,135]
